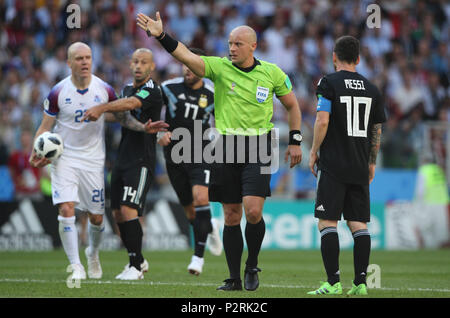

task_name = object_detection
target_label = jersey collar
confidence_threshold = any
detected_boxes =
[232,58,260,73]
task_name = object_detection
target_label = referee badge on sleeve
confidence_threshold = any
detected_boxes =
[256,86,269,103]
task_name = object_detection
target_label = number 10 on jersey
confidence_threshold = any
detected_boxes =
[340,96,372,137]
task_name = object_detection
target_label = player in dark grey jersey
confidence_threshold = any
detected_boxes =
[307,36,386,295]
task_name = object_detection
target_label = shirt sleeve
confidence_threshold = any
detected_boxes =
[200,56,223,81]
[273,65,292,97]
[372,87,387,124]
[316,76,334,113]
[43,85,62,116]
[103,82,118,102]
[133,86,152,108]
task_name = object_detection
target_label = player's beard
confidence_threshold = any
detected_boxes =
[134,70,150,85]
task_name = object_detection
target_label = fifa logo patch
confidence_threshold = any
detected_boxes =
[256,86,269,103]
[94,95,101,103]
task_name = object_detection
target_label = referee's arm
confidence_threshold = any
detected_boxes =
[278,91,303,168]
[137,12,205,78]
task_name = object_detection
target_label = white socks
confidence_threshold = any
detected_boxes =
[58,215,104,264]
[87,220,104,256]
[58,215,80,265]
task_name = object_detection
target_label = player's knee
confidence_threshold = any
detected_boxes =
[192,186,209,206]
[347,221,367,233]
[224,214,241,226]
[245,207,262,224]
[58,203,75,217]
[115,205,139,222]
[223,205,242,226]
[318,219,338,231]
[193,194,208,207]
[88,213,103,226]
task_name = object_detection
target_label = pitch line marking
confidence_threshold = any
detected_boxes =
[1,278,450,293]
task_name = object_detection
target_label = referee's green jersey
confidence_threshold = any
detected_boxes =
[201,56,292,136]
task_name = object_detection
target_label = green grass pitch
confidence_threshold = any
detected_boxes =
[0,249,449,298]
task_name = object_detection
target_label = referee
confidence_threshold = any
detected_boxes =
[137,12,302,291]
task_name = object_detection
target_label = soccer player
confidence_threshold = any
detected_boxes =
[137,12,302,291]
[307,36,386,295]
[29,42,161,280]
[82,48,168,280]
[158,48,222,276]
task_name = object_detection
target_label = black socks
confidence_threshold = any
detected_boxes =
[245,218,265,269]
[320,226,371,286]
[352,229,371,285]
[117,218,144,271]
[223,224,243,280]
[320,227,340,285]
[223,218,265,280]
[193,205,213,258]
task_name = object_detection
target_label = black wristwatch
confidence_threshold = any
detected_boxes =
[289,130,302,145]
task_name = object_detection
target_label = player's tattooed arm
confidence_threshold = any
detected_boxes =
[114,111,145,132]
[369,123,382,164]
[113,111,169,134]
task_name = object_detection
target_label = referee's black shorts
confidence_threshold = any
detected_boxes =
[208,133,272,204]
[110,164,153,216]
[209,162,271,204]
[314,170,370,222]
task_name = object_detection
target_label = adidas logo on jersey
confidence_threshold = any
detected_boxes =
[316,205,325,212]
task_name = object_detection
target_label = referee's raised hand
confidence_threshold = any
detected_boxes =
[137,12,163,38]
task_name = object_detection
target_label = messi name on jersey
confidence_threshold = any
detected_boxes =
[344,79,366,90]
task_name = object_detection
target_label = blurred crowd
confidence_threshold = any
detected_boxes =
[0,0,449,200]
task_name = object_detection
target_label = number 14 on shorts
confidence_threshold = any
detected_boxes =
[123,186,137,203]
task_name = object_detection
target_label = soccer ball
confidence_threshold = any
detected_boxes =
[34,132,64,161]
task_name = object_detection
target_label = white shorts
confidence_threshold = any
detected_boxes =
[51,159,105,215]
